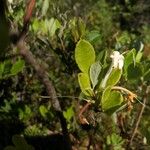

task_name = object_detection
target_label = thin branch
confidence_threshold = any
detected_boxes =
[128,86,149,146]
[17,34,72,150]
[39,95,95,103]
[78,102,91,125]
[112,86,137,98]
[19,0,36,39]
[12,1,72,149]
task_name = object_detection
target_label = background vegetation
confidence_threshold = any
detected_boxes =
[0,0,150,149]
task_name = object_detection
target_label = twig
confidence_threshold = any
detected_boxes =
[128,86,149,146]
[39,95,95,103]
[79,102,91,125]
[112,86,137,98]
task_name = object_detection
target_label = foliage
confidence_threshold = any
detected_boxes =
[0,0,150,149]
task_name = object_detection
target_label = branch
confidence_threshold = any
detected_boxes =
[78,102,91,125]
[19,0,36,41]
[128,86,149,146]
[112,86,137,99]
[17,32,72,150]
[17,41,62,111]
[12,1,72,149]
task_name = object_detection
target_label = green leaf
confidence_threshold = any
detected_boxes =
[45,18,61,37]
[97,50,107,65]
[0,63,4,78]
[69,18,79,42]
[101,86,112,104]
[108,133,124,145]
[136,51,143,63]
[11,59,25,75]
[75,39,95,73]
[124,49,136,77]
[78,73,93,96]
[90,61,102,88]
[86,30,101,44]
[25,105,31,115]
[143,68,150,81]
[32,19,40,32]
[3,60,12,76]
[127,63,143,80]
[32,19,46,34]
[39,105,48,118]
[77,18,86,38]
[105,68,122,87]
[42,0,49,16]
[18,109,24,120]
[101,88,123,111]
[63,106,74,122]
[133,41,144,63]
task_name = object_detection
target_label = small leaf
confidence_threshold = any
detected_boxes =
[136,51,143,63]
[75,40,95,73]
[0,63,4,78]
[101,86,112,105]
[90,61,101,88]
[124,49,136,77]
[97,50,107,65]
[42,0,49,16]
[3,60,12,75]
[101,88,123,111]
[46,18,61,37]
[11,59,25,75]
[105,68,122,87]
[39,105,48,118]
[77,18,86,38]
[143,68,150,81]
[25,105,31,115]
[78,73,93,96]
[69,18,79,42]
[132,38,144,63]
[63,106,74,122]
[86,30,101,44]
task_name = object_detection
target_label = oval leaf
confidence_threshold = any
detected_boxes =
[101,86,112,105]
[78,73,93,96]
[105,68,122,87]
[86,30,101,44]
[46,18,61,37]
[11,59,25,75]
[124,49,136,77]
[42,0,49,16]
[63,106,74,121]
[90,61,101,88]
[101,90,123,111]
[75,40,95,73]
[39,105,48,118]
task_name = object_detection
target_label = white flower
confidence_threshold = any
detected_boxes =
[100,51,124,88]
[8,0,13,3]
[110,51,124,69]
